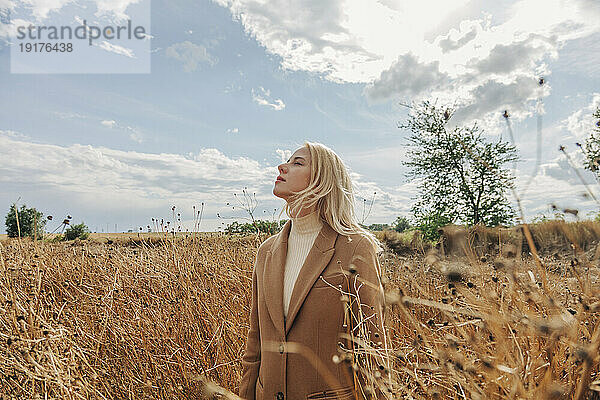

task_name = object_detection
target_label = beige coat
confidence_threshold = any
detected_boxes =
[239,219,389,400]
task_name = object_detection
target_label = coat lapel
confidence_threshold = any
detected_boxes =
[263,219,339,337]
[285,221,338,335]
[263,219,291,336]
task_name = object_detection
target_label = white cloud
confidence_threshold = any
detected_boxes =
[3,129,591,230]
[553,32,600,79]
[213,0,598,84]
[0,15,34,46]
[126,126,143,143]
[96,40,135,58]
[165,41,217,72]
[436,20,480,53]
[538,151,589,185]
[506,0,600,41]
[0,130,275,206]
[12,0,144,23]
[563,93,600,138]
[364,53,448,100]
[18,0,73,21]
[0,129,29,140]
[449,75,548,127]
[0,131,292,232]
[93,0,143,22]
[215,0,599,131]
[366,22,563,127]
[214,0,473,83]
[252,86,285,111]
[214,0,373,83]
[0,132,419,231]
[275,148,291,163]
[515,149,599,219]
[99,118,144,143]
[101,120,116,128]
[466,34,557,76]
[0,131,273,188]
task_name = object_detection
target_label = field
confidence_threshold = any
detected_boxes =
[0,232,223,243]
[1,222,600,399]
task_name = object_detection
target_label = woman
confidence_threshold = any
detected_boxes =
[239,142,390,400]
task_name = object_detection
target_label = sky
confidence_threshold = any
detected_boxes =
[0,0,599,233]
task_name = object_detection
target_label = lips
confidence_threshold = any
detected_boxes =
[276,176,286,182]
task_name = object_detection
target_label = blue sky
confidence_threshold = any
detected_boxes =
[0,0,599,233]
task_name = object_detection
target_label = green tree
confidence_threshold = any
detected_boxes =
[224,219,286,235]
[5,204,46,238]
[401,100,518,228]
[392,216,411,233]
[64,222,90,240]
[365,223,390,231]
[415,211,452,242]
[583,106,600,175]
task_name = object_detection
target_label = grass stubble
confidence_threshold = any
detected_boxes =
[1,222,600,399]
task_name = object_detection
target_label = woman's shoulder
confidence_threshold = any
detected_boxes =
[257,235,277,254]
[337,232,377,253]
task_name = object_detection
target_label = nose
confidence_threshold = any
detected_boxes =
[278,163,287,174]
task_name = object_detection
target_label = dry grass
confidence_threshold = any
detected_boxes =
[1,221,600,399]
[376,230,430,257]
[0,234,267,399]
[379,246,600,399]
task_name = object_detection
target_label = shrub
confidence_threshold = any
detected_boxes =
[4,203,46,238]
[64,222,90,241]
[364,223,390,231]
[583,105,600,174]
[224,219,286,235]
[47,234,64,243]
[415,211,452,242]
[392,216,412,233]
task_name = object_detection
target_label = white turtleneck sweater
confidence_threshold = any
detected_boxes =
[283,210,323,319]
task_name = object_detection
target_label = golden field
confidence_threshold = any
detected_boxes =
[1,221,600,399]
[0,232,223,243]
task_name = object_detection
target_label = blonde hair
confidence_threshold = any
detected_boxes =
[279,141,384,253]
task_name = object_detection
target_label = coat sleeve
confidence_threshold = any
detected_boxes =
[239,247,262,400]
[348,236,390,400]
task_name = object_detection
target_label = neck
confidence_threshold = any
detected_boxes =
[289,205,317,218]
[290,208,322,235]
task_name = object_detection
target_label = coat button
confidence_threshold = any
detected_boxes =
[276,392,284,400]
[278,344,284,354]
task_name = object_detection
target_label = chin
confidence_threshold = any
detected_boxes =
[273,188,288,200]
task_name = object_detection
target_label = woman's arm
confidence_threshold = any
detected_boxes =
[348,236,390,400]
[239,253,261,399]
